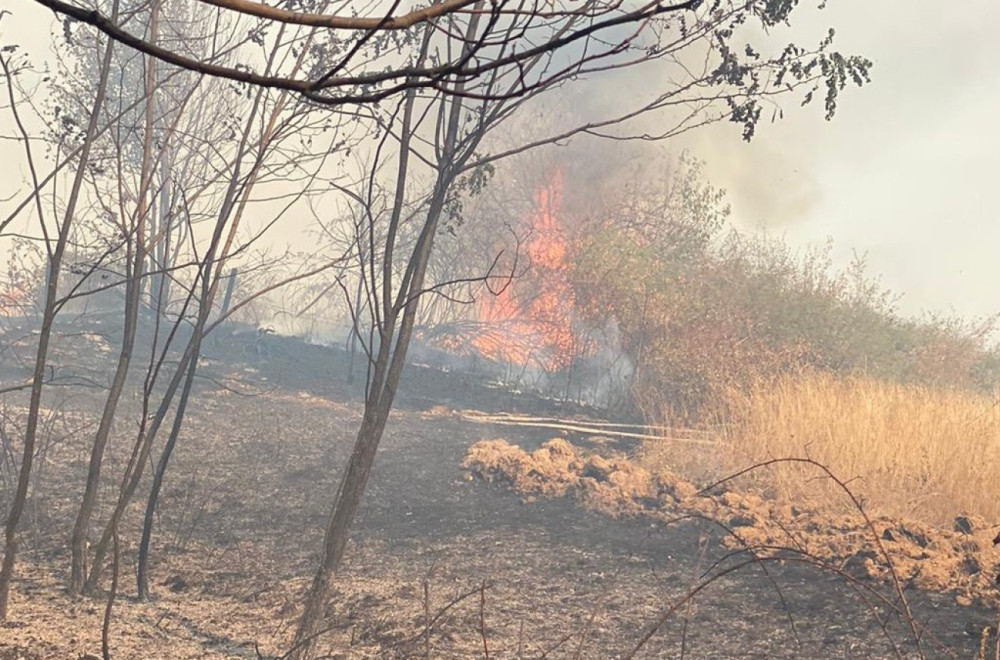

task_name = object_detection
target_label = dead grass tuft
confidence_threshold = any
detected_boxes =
[463,438,583,498]
[463,439,675,515]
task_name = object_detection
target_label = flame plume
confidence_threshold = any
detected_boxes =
[472,170,580,372]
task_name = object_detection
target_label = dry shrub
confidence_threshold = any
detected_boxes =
[717,371,1000,526]
[571,163,1000,423]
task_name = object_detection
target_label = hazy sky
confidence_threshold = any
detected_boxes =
[683,1,1000,321]
[2,0,999,321]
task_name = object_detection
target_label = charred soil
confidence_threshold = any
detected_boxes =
[0,324,996,658]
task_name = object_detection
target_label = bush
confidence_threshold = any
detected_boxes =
[570,156,1000,421]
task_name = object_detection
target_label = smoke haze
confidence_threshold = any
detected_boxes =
[4,0,1000,321]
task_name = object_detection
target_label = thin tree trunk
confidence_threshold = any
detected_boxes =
[100,527,119,660]
[69,0,158,593]
[133,53,298,593]
[136,301,205,599]
[84,50,280,593]
[289,69,425,660]
[69,256,143,593]
[346,271,364,384]
[0,1,119,618]
[0,276,60,619]
[154,132,173,319]
[82,336,195,594]
[289,18,470,642]
[288,403,390,658]
[219,268,237,320]
[291,189,451,658]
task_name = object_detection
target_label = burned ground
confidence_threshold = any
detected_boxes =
[0,323,997,659]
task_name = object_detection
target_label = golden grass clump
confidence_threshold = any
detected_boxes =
[463,438,665,516]
[462,438,583,498]
[717,371,1000,526]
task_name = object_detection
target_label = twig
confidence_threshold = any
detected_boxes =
[620,456,959,659]
[479,579,490,659]
[700,456,923,654]
[571,606,599,660]
[277,623,343,660]
[101,526,119,660]
[538,631,576,659]
[424,579,431,659]
[402,582,492,648]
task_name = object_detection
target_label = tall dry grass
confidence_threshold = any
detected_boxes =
[647,372,1000,527]
[725,372,1000,525]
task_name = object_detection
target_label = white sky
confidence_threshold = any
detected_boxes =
[684,0,1000,320]
[3,0,999,321]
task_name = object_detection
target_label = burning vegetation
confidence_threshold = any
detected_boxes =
[3,0,1000,657]
[422,153,1000,425]
[471,170,579,373]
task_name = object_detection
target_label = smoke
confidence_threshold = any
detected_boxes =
[680,124,823,230]
[486,46,825,233]
[567,69,824,230]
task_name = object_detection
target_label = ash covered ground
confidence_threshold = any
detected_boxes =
[0,320,996,659]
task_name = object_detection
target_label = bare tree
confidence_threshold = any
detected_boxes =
[27,0,254,595]
[65,0,164,594]
[283,4,869,656]
[0,0,121,619]
[129,14,357,599]
[0,0,356,607]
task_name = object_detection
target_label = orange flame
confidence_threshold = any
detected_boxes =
[0,286,30,317]
[472,170,579,371]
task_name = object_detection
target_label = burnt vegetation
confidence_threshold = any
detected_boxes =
[1,0,999,658]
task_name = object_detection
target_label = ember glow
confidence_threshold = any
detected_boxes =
[472,170,580,371]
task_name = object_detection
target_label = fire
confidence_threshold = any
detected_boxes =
[0,286,31,317]
[472,170,579,371]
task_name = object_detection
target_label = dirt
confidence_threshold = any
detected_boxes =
[1,325,998,658]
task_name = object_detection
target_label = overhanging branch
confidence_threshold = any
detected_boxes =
[30,0,703,105]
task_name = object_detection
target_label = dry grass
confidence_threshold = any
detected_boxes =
[686,371,1000,526]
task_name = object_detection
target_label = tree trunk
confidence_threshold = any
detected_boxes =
[69,257,142,593]
[290,190,451,658]
[70,0,158,591]
[136,314,204,598]
[288,403,390,658]
[346,271,364,385]
[82,340,196,594]
[83,59,276,594]
[0,274,59,619]
[219,268,238,320]
[153,138,173,319]
[287,9,478,650]
[0,4,118,617]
